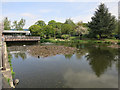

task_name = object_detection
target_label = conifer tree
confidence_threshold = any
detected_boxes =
[88,3,116,39]
[4,17,11,30]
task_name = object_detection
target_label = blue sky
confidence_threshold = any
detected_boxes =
[2,1,118,28]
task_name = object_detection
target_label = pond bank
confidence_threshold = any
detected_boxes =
[1,42,15,88]
[40,38,120,48]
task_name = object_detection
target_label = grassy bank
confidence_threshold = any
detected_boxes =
[8,53,15,78]
[40,37,120,45]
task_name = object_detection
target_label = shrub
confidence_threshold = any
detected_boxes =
[61,34,70,39]
[7,78,10,83]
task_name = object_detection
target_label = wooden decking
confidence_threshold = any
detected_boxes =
[4,36,40,41]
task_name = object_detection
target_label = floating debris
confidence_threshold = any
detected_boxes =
[27,45,76,58]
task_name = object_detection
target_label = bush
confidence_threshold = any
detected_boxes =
[61,34,70,39]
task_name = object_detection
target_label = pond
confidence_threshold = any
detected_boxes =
[7,42,118,88]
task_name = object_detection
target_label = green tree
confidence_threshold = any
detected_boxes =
[12,18,25,30]
[75,21,88,40]
[29,25,42,36]
[44,25,54,39]
[12,21,18,30]
[4,17,11,30]
[18,18,25,30]
[65,18,76,35]
[113,19,120,35]
[88,3,116,39]
[35,20,46,27]
[48,20,56,27]
[61,24,73,35]
[65,18,75,26]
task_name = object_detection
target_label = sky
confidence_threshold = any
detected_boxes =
[1,0,118,28]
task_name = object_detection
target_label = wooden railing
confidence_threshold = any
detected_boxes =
[4,36,40,41]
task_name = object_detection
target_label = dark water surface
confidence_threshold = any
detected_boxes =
[7,42,118,88]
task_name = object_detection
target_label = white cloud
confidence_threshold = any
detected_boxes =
[71,13,93,23]
[21,13,35,18]
[64,69,118,88]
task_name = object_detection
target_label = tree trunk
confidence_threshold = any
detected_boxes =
[79,34,82,40]
[99,34,102,40]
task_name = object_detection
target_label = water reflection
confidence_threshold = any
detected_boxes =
[86,46,118,77]
[75,49,88,59]
[64,54,73,59]
[64,69,118,88]
[14,53,27,60]
[8,46,27,60]
[7,43,118,88]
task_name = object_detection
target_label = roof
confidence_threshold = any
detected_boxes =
[2,30,30,34]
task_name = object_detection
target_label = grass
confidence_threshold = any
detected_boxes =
[40,37,120,45]
[8,53,15,78]
[5,77,10,86]
[7,78,10,83]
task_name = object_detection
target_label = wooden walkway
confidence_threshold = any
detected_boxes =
[4,36,40,41]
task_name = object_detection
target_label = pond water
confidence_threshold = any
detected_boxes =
[7,42,118,88]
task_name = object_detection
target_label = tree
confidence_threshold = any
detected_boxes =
[75,21,88,40]
[12,21,18,30]
[12,18,25,30]
[4,17,11,30]
[48,20,56,27]
[65,18,75,26]
[61,24,73,35]
[29,25,42,36]
[113,19,120,35]
[65,18,76,35]
[88,3,116,39]
[55,22,62,29]
[35,20,46,27]
[54,28,61,38]
[44,25,54,39]
[18,18,25,30]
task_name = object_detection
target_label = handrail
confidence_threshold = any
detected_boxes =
[4,36,40,41]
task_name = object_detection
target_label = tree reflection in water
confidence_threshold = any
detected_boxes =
[85,46,118,77]
[7,43,118,77]
[14,52,27,60]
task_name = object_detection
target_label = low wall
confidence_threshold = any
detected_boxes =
[1,42,15,88]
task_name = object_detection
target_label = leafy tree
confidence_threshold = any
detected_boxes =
[113,19,120,35]
[35,20,46,27]
[18,18,25,30]
[44,25,54,39]
[65,18,75,26]
[75,21,88,39]
[64,18,76,35]
[12,21,18,30]
[88,3,116,39]
[12,18,25,30]
[55,22,62,29]
[55,28,62,38]
[29,25,42,36]
[61,24,73,35]
[48,20,56,27]
[4,17,11,30]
